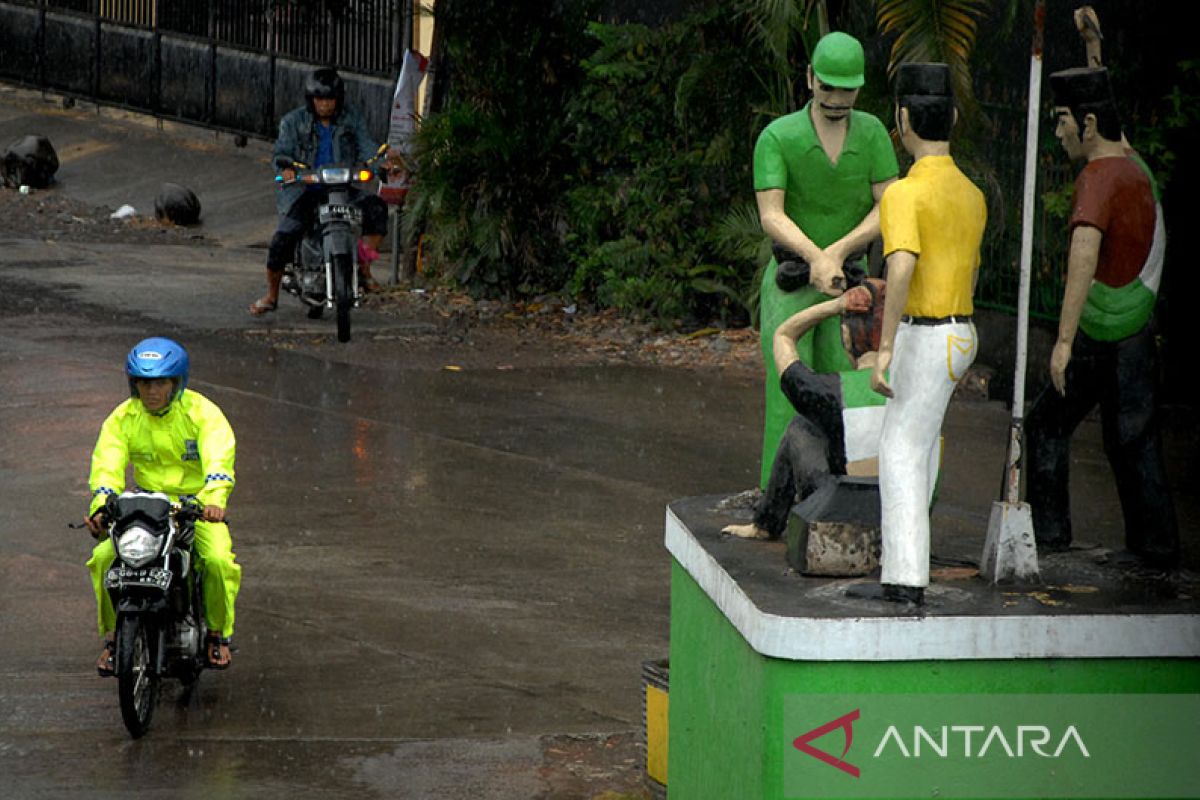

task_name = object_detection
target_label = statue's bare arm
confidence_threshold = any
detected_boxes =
[1050,225,1102,395]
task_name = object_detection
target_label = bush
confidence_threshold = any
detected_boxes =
[406,3,772,325]
[403,0,587,299]
[563,10,768,326]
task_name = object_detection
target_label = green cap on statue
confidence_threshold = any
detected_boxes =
[812,32,865,89]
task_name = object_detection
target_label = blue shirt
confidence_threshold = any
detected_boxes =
[315,123,335,168]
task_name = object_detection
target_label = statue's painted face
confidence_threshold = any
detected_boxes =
[808,68,860,121]
[1054,107,1084,161]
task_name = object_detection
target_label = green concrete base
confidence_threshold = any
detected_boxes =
[665,498,1200,800]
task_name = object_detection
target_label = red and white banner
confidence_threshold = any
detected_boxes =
[379,49,428,205]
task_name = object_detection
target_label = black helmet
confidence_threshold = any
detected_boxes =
[305,67,344,114]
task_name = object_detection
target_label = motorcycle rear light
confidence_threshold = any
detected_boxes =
[116,526,160,567]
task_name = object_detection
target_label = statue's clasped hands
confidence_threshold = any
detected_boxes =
[809,249,847,297]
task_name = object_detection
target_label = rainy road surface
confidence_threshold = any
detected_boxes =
[0,236,764,798]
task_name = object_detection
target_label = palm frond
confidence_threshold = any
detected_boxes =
[737,0,827,69]
[876,0,989,125]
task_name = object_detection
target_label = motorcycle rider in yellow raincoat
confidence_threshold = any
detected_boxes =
[84,338,241,674]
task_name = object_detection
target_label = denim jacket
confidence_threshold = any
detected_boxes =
[272,105,379,216]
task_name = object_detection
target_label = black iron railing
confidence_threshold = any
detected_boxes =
[0,0,410,139]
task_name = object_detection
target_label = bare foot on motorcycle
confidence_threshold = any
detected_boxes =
[97,639,115,677]
[249,297,278,316]
[206,634,232,670]
[360,275,383,294]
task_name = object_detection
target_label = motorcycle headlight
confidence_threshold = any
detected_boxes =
[319,167,351,184]
[116,526,160,567]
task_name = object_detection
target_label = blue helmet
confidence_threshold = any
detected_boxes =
[126,337,189,405]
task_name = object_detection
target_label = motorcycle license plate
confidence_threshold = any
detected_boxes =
[106,566,172,590]
[319,204,361,225]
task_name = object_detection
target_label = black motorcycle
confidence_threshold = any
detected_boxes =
[278,144,389,343]
[98,491,208,738]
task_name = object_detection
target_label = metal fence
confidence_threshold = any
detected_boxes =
[0,0,408,140]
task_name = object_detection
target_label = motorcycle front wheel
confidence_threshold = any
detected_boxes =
[333,252,353,343]
[117,615,160,738]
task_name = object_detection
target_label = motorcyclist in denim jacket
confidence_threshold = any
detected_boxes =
[250,67,388,315]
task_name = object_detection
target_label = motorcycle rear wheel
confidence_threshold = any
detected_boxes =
[333,253,353,343]
[117,615,160,738]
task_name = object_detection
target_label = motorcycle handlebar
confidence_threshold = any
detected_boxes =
[274,170,377,187]
[275,145,392,185]
[69,500,226,532]
[174,503,203,522]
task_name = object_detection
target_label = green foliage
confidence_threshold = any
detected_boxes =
[563,9,768,325]
[405,103,570,297]
[1041,184,1072,221]
[404,2,773,321]
[402,0,587,298]
[735,0,829,116]
[1128,59,1200,194]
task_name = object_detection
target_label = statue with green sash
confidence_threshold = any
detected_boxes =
[753,31,899,488]
[1026,65,1178,570]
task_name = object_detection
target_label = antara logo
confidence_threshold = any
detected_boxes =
[140,351,163,359]
[793,709,861,777]
[793,710,1090,778]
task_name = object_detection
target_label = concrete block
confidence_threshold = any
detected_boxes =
[786,477,881,576]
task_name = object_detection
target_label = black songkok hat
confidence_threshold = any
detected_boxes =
[1049,66,1113,107]
[894,62,953,99]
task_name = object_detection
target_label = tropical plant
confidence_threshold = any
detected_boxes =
[735,0,829,116]
[875,0,990,122]
[402,0,589,298]
[562,9,768,325]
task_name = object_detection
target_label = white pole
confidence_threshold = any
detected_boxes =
[1005,0,1045,505]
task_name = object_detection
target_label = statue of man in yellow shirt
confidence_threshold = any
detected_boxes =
[850,63,987,606]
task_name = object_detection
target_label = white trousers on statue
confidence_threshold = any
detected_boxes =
[879,320,977,587]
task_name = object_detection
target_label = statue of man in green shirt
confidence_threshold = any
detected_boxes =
[753,31,899,488]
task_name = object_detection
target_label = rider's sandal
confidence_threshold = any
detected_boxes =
[206,634,233,670]
[360,276,383,294]
[96,639,116,677]
[249,298,278,316]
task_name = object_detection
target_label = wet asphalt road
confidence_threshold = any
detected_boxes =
[0,90,768,798]
[0,235,763,797]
